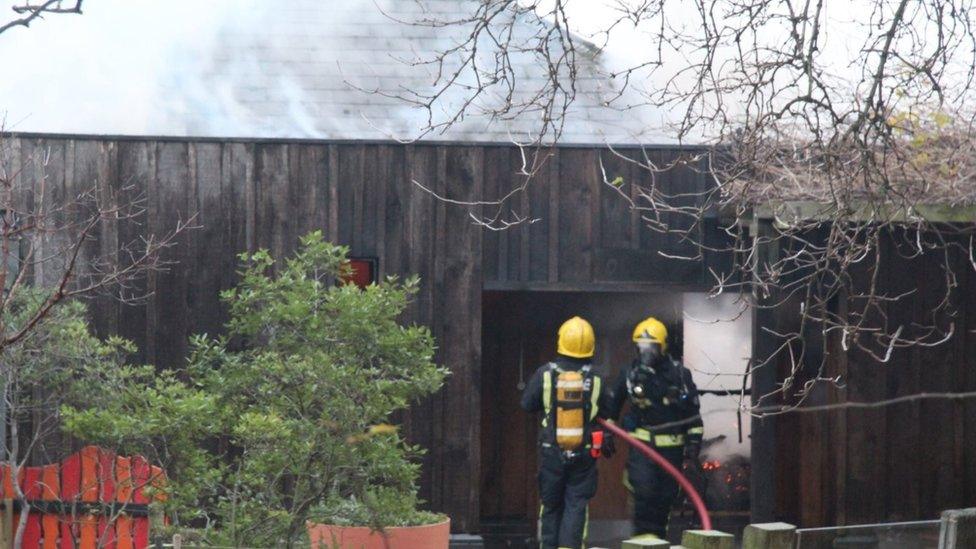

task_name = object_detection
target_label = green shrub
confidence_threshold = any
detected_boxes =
[320,487,445,528]
[65,231,448,548]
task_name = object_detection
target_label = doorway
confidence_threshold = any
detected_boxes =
[479,290,684,542]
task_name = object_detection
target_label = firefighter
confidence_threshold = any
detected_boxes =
[520,316,614,549]
[607,316,703,540]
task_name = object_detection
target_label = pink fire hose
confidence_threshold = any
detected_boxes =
[596,418,713,531]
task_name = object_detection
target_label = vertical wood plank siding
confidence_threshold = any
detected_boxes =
[8,136,708,532]
[766,228,976,528]
[15,134,976,531]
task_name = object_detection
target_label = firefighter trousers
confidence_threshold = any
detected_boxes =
[538,446,598,549]
[625,444,685,539]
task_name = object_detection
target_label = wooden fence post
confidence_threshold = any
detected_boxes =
[939,508,976,548]
[0,499,11,549]
[681,529,735,549]
[742,523,796,549]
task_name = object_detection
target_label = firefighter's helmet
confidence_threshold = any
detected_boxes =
[557,316,595,359]
[632,317,668,352]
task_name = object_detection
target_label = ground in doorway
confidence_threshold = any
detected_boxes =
[480,512,749,548]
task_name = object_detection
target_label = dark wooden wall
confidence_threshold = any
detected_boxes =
[4,134,708,533]
[26,133,971,533]
[480,147,711,290]
[757,224,976,527]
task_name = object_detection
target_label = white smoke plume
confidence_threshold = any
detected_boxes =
[0,1,235,135]
[0,0,665,142]
[683,293,753,459]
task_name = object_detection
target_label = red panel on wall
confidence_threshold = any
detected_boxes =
[341,258,377,289]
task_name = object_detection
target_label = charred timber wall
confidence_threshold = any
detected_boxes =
[2,134,710,533]
[755,221,976,528]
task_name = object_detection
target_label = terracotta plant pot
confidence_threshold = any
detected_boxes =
[307,518,450,549]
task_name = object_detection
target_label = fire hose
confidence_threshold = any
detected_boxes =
[596,417,713,531]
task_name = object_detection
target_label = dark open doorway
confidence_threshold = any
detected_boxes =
[479,290,683,545]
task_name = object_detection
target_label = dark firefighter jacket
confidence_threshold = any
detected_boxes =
[606,357,704,446]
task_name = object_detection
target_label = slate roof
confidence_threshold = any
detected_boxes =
[160,0,667,143]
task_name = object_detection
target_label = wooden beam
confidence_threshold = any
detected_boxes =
[736,201,976,226]
[482,280,712,293]
[751,218,780,523]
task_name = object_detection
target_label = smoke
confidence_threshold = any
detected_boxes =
[6,0,958,143]
[682,293,753,459]
[0,0,310,136]
[0,0,239,135]
[0,0,664,142]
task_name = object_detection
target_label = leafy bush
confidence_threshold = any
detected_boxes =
[0,289,215,548]
[320,487,444,528]
[61,362,221,517]
[65,232,448,548]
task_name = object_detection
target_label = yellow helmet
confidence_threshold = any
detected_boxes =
[557,316,595,358]
[632,317,668,352]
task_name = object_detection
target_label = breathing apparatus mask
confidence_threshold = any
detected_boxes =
[628,341,694,410]
[637,341,664,370]
[628,341,664,404]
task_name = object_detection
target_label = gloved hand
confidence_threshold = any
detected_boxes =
[602,431,616,458]
[684,441,702,464]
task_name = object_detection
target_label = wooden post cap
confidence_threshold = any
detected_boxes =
[681,529,736,549]
[622,534,671,548]
[743,522,796,549]
[940,508,976,548]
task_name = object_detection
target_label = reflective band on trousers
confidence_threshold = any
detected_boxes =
[632,428,685,447]
[687,426,704,435]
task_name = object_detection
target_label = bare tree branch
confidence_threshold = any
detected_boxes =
[383,0,976,412]
[0,0,82,35]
